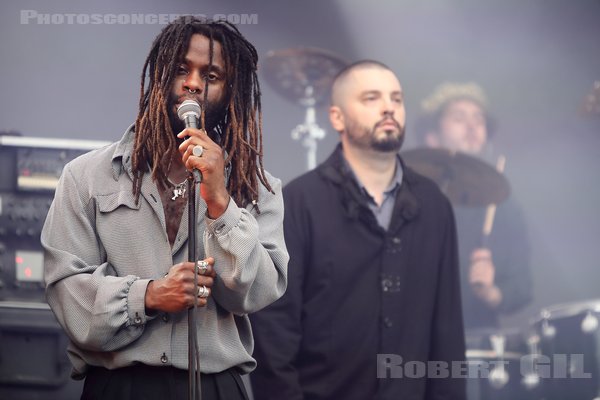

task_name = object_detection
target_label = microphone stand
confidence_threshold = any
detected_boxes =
[176,99,204,400]
[187,171,202,400]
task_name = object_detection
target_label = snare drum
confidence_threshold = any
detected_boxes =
[465,328,537,400]
[533,300,600,400]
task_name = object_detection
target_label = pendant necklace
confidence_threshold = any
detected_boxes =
[168,177,187,201]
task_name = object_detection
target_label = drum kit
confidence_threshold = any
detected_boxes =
[400,148,599,399]
[264,48,600,399]
[402,150,600,399]
[401,147,600,399]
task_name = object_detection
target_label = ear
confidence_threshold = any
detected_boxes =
[424,132,440,148]
[329,105,345,133]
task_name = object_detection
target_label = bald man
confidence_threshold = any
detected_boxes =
[250,61,466,400]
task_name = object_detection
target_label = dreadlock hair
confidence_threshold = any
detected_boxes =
[131,16,272,210]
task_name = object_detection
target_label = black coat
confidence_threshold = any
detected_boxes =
[251,146,466,400]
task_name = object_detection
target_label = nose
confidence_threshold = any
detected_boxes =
[382,99,396,116]
[183,70,203,94]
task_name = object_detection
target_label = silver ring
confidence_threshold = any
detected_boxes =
[196,260,209,275]
[188,88,197,94]
[192,145,204,157]
[197,285,209,298]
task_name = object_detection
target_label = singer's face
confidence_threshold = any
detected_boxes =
[168,34,228,135]
[436,99,487,155]
[330,68,406,153]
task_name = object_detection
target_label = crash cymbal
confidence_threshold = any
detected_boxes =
[261,47,349,107]
[401,147,510,207]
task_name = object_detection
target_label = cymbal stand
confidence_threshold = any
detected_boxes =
[290,86,326,170]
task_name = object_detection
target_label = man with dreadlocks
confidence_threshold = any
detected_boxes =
[41,17,288,399]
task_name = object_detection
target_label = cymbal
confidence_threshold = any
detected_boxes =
[401,147,510,207]
[261,47,349,107]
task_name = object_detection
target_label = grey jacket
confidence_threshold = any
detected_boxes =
[42,126,288,378]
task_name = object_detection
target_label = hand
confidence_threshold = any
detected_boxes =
[145,257,217,313]
[469,248,502,308]
[177,128,230,218]
[469,248,495,288]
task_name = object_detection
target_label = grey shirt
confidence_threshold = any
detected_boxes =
[343,155,403,230]
[41,126,288,378]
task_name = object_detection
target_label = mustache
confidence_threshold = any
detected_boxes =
[175,95,204,107]
[375,117,402,130]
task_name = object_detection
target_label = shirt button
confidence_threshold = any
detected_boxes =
[160,353,168,363]
[162,314,169,323]
[383,317,393,328]
[133,313,142,325]
[392,237,402,244]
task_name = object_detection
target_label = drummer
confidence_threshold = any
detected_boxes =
[415,82,533,332]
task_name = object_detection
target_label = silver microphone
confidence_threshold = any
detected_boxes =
[177,99,201,129]
[177,100,203,183]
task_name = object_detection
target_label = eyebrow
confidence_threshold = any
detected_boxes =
[181,57,226,75]
[360,90,404,98]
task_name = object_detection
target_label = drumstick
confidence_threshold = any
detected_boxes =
[481,155,506,247]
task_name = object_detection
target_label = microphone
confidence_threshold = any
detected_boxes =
[177,99,201,129]
[177,100,203,183]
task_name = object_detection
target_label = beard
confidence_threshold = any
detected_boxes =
[167,93,227,143]
[346,117,405,152]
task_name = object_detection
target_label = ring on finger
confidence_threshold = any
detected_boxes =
[197,285,209,298]
[192,145,204,157]
[196,260,209,275]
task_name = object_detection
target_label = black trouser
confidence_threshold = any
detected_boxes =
[81,364,249,400]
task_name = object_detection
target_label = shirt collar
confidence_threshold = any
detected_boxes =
[341,152,404,204]
[111,124,136,181]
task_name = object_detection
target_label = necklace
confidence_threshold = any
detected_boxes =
[168,177,187,201]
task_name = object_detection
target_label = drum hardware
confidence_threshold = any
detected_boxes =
[539,310,557,339]
[262,47,348,170]
[521,334,542,390]
[581,311,599,334]
[541,319,557,339]
[488,334,509,389]
[465,328,531,400]
[533,300,600,400]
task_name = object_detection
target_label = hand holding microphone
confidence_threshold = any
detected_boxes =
[144,258,217,313]
[177,100,229,218]
[177,100,203,183]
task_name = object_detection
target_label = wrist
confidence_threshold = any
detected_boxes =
[206,192,230,219]
[144,280,158,314]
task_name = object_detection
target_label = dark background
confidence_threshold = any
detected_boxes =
[1,0,599,329]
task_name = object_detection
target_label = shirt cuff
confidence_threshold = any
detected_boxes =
[205,197,240,236]
[128,278,156,326]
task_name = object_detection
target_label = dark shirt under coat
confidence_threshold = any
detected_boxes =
[250,145,466,400]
